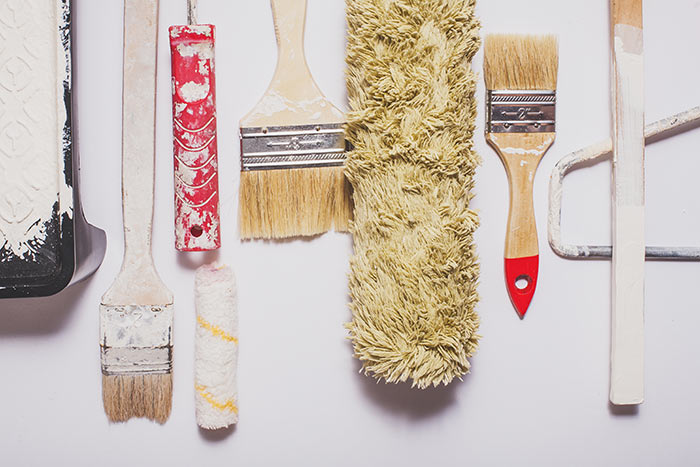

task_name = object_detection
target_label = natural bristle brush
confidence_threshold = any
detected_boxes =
[484,34,559,318]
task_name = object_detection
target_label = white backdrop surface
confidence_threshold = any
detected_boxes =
[2,0,700,465]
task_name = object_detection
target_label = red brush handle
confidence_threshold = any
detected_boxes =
[169,25,220,251]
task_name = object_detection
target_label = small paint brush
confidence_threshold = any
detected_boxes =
[484,34,559,318]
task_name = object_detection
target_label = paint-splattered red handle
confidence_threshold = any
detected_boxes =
[504,255,538,318]
[169,25,220,251]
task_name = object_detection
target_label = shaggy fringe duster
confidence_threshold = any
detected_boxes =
[345,0,481,388]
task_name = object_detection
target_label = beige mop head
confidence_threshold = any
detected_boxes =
[345,0,481,388]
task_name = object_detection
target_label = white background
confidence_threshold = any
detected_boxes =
[1,0,700,465]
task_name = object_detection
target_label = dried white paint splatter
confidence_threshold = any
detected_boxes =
[0,0,72,261]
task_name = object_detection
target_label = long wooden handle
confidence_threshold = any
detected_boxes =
[487,132,555,317]
[169,25,221,251]
[610,0,645,406]
[271,0,307,55]
[121,0,158,265]
[103,0,171,305]
[268,0,316,104]
[612,0,642,28]
[240,0,343,127]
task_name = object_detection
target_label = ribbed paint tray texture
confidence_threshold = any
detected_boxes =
[0,0,105,298]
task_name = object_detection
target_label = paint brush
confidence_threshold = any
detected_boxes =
[169,0,221,251]
[238,0,352,239]
[484,34,559,318]
[100,0,174,423]
[610,0,645,406]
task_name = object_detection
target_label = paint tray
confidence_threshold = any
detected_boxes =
[0,0,105,298]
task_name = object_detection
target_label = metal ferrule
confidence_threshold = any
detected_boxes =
[240,123,348,171]
[487,90,556,133]
[100,304,174,376]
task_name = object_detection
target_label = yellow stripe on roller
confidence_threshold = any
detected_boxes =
[197,316,238,343]
[196,385,239,414]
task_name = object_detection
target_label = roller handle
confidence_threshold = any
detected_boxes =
[169,25,221,251]
[487,132,555,317]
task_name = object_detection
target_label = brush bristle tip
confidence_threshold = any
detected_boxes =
[484,34,559,91]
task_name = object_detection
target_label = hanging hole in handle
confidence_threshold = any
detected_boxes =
[515,275,531,292]
[190,225,203,237]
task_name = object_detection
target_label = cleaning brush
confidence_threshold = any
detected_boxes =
[345,0,481,388]
[483,34,559,318]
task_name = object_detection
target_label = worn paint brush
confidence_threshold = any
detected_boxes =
[239,0,352,239]
[100,0,174,423]
[484,34,558,318]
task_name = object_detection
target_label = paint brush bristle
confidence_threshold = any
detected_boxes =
[484,34,559,91]
[103,374,172,424]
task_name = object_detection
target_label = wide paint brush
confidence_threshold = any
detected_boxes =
[238,0,352,239]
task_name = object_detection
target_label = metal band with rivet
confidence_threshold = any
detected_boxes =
[240,123,348,171]
[487,90,556,133]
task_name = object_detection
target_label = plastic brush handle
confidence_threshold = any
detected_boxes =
[169,25,221,251]
[486,132,555,318]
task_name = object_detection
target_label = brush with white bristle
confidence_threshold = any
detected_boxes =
[194,263,239,429]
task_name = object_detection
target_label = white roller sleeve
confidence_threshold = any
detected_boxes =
[195,264,239,429]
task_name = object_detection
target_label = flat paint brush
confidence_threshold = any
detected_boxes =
[239,0,352,239]
[484,34,558,318]
[100,0,174,423]
[610,0,645,406]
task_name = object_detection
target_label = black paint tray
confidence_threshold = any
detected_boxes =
[0,0,105,298]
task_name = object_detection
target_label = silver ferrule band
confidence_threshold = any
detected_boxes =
[101,347,172,376]
[487,90,556,133]
[240,123,348,171]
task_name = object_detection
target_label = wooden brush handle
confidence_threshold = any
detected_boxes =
[103,0,172,305]
[610,0,645,406]
[240,0,344,127]
[268,0,317,106]
[487,132,555,317]
[612,0,642,28]
[271,0,307,58]
[169,25,221,251]
[121,0,158,266]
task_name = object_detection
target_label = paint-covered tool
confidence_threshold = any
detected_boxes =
[238,0,352,239]
[345,0,481,389]
[0,0,105,298]
[610,0,645,406]
[483,34,559,318]
[169,0,220,251]
[549,106,700,260]
[100,0,174,424]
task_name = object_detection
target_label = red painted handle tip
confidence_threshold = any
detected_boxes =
[504,255,539,318]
